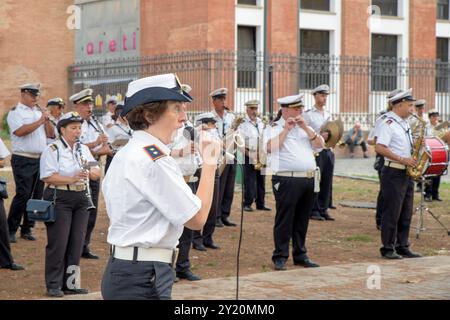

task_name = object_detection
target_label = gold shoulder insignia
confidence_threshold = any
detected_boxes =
[144,145,166,161]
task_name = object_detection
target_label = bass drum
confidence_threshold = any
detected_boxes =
[422,137,449,177]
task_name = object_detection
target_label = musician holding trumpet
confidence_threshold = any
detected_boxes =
[264,94,324,271]
[7,83,55,243]
[239,100,271,212]
[40,112,100,297]
[71,89,112,260]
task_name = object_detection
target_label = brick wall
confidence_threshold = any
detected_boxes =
[0,0,74,120]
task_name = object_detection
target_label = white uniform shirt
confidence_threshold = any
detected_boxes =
[7,103,47,154]
[102,130,201,249]
[40,138,98,179]
[212,110,236,138]
[368,113,389,141]
[80,117,109,153]
[0,138,11,159]
[376,111,413,159]
[108,123,133,152]
[263,117,320,173]
[102,111,115,129]
[47,115,61,145]
[303,106,332,134]
[170,123,202,176]
[239,115,265,152]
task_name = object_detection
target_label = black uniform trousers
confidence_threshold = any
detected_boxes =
[104,155,113,175]
[219,163,236,220]
[44,188,89,290]
[0,199,14,267]
[272,175,315,263]
[425,176,441,199]
[176,180,198,273]
[374,154,385,227]
[312,149,334,217]
[380,167,414,254]
[83,179,100,254]
[8,155,44,235]
[198,173,220,246]
[243,156,266,208]
[345,139,368,153]
[102,257,173,300]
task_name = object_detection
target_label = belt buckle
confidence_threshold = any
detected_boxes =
[307,171,314,179]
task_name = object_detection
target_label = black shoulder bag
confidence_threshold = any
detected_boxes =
[26,146,59,223]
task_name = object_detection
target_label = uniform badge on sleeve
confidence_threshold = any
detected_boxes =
[386,119,393,125]
[144,145,166,161]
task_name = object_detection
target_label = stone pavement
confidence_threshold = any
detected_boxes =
[59,256,450,300]
[335,158,450,183]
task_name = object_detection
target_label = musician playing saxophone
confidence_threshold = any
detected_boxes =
[70,89,109,260]
[40,112,100,297]
[375,88,422,260]
[238,100,271,212]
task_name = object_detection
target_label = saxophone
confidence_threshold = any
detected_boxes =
[218,115,245,176]
[407,114,429,180]
[254,115,269,171]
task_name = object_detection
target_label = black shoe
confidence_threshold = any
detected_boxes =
[63,288,89,295]
[204,242,220,250]
[310,212,325,221]
[424,196,432,202]
[215,218,224,228]
[274,260,287,271]
[192,243,207,251]
[177,270,202,281]
[82,251,99,259]
[243,205,254,212]
[294,258,320,268]
[381,251,403,260]
[221,217,237,227]
[433,197,443,202]
[321,211,335,221]
[396,249,422,258]
[256,205,271,211]
[329,205,337,210]
[47,289,64,298]
[20,232,36,241]
[376,224,381,231]
[9,233,16,243]
[1,263,25,271]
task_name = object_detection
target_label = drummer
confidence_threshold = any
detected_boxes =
[424,109,445,202]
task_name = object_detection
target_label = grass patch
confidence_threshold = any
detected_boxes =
[343,235,373,242]
[206,262,216,267]
[260,264,271,273]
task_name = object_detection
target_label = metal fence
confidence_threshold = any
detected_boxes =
[68,51,450,129]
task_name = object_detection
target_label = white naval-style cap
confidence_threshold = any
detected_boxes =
[277,94,305,108]
[388,88,416,105]
[312,84,330,95]
[195,112,217,126]
[123,74,193,116]
[209,88,228,98]
[69,89,94,104]
[20,83,41,96]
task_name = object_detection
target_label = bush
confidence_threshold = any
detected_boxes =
[1,112,10,140]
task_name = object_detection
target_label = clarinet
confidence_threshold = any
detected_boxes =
[75,138,96,210]
[92,115,117,155]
